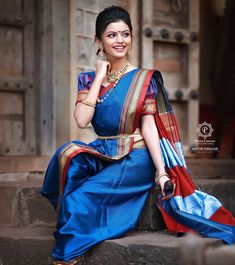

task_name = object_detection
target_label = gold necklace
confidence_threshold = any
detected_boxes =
[107,62,130,83]
[97,62,130,104]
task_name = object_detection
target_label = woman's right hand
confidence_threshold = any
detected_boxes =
[95,56,111,81]
[74,53,111,128]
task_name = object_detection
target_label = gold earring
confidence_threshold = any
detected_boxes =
[99,46,104,54]
[128,49,132,55]
[97,46,107,61]
[96,47,101,56]
[96,46,105,56]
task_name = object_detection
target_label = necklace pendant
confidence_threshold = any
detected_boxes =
[98,61,129,104]
[107,72,118,83]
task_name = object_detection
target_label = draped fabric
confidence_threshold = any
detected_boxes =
[152,70,235,244]
[41,68,235,262]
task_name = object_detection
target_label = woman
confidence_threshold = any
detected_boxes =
[41,5,235,265]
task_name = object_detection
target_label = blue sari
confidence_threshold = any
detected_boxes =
[41,69,157,261]
[41,68,235,262]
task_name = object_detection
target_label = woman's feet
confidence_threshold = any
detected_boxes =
[52,256,84,265]
[52,261,77,265]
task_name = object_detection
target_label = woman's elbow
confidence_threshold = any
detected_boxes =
[76,121,87,129]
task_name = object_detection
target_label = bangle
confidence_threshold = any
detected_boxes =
[81,100,96,108]
[155,172,169,184]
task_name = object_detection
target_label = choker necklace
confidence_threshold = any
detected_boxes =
[97,61,130,104]
[107,62,130,83]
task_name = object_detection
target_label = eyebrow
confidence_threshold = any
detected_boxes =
[106,30,130,34]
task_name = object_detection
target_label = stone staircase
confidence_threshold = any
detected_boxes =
[0,157,235,265]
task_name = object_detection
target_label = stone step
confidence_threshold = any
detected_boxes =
[1,156,235,178]
[85,231,222,265]
[0,156,50,173]
[0,176,164,230]
[0,227,222,265]
[0,177,57,227]
[0,177,235,231]
[0,227,54,265]
[186,158,235,179]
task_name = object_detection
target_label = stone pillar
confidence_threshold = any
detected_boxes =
[53,0,71,148]
[127,0,140,67]
[36,0,70,154]
[36,0,55,155]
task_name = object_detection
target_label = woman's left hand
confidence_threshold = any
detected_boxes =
[155,171,175,200]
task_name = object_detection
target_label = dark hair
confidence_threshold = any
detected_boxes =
[95,6,132,39]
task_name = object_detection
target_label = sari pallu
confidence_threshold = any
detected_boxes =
[152,70,235,244]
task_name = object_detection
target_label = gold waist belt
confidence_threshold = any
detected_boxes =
[97,133,142,139]
[97,129,142,140]
[97,128,146,149]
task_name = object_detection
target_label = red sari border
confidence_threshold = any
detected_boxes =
[133,69,154,129]
[57,143,113,211]
[98,83,113,97]
[118,69,154,157]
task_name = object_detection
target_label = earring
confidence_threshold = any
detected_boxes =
[96,46,107,61]
[96,47,101,56]
[96,46,105,56]
[128,48,132,55]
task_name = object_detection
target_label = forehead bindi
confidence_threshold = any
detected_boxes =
[104,21,130,34]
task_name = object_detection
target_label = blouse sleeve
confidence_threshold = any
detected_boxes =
[141,76,158,115]
[75,72,94,105]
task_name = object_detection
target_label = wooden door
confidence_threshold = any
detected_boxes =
[0,0,36,156]
[141,0,199,156]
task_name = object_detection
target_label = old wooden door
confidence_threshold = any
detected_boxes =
[0,0,36,156]
[141,0,199,156]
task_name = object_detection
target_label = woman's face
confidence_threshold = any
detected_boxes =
[99,20,132,60]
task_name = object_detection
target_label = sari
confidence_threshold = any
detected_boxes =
[41,68,235,262]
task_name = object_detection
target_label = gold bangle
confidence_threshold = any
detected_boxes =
[81,100,96,108]
[155,172,169,184]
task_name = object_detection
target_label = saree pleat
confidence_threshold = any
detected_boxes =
[49,148,155,261]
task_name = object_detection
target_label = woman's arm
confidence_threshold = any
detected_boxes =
[73,59,110,128]
[141,114,170,196]
[73,75,103,128]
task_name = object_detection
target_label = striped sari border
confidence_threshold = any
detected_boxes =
[56,143,116,211]
[118,70,153,156]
